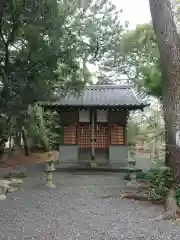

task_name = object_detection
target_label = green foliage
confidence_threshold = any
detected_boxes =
[137,167,175,201]
[43,110,62,149]
[123,24,162,98]
[136,171,147,180]
[172,0,180,25]
[146,167,174,200]
[0,0,124,100]
[26,104,60,151]
[5,171,27,179]
[127,118,140,145]
[100,23,162,98]
[176,187,180,203]
[139,64,162,98]
[0,0,125,154]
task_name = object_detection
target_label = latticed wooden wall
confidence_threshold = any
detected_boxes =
[62,110,126,147]
[110,124,124,145]
[63,123,125,146]
[78,124,91,148]
[94,124,109,148]
[77,124,109,148]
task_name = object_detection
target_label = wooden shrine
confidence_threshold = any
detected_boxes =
[46,85,148,169]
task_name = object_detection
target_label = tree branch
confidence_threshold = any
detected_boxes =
[0,26,7,47]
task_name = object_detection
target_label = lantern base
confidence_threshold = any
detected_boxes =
[45,182,56,189]
[0,194,6,200]
[90,162,97,168]
[44,171,56,189]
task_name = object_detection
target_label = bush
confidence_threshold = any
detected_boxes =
[125,165,180,203]
[145,167,174,200]
[124,171,146,181]
[125,166,174,201]
[136,171,147,180]
[176,187,180,204]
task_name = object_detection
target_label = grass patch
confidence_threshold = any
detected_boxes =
[123,169,144,181]
[4,171,27,179]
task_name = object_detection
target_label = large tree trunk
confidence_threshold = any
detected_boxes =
[22,127,31,156]
[34,104,50,152]
[164,121,170,166]
[0,0,5,23]
[14,130,21,149]
[149,0,180,218]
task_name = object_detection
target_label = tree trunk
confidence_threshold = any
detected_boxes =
[21,127,31,156]
[8,131,12,157]
[35,104,50,152]
[149,0,180,218]
[0,0,5,23]
[14,130,21,149]
[0,139,6,158]
[164,121,169,166]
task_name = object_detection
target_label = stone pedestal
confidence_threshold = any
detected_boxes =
[0,184,7,200]
[109,146,128,169]
[0,195,6,200]
[44,152,56,189]
[45,172,56,189]
[90,162,97,168]
[128,147,137,181]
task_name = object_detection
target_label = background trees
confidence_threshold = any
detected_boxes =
[0,0,125,155]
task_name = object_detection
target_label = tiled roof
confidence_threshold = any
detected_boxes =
[50,85,148,109]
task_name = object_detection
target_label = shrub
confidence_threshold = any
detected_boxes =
[176,187,180,204]
[136,171,147,180]
[125,165,180,203]
[145,167,174,200]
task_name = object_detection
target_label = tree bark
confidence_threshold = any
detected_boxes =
[149,0,180,182]
[14,131,21,149]
[164,121,170,166]
[0,0,5,23]
[21,127,31,156]
[149,0,180,218]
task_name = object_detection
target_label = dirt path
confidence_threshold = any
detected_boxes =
[0,151,58,168]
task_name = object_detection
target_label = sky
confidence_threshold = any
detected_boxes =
[112,0,152,29]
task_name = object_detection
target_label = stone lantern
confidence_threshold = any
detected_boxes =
[0,183,7,200]
[128,146,137,181]
[44,152,56,189]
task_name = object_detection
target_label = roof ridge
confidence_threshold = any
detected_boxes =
[42,84,149,109]
[130,88,142,105]
[85,84,132,89]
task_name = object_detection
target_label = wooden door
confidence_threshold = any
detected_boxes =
[78,124,91,162]
[77,123,109,164]
[94,123,109,165]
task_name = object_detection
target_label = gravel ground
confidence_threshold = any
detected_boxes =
[0,168,180,240]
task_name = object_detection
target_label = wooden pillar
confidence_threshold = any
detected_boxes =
[91,109,95,161]
[125,110,130,146]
